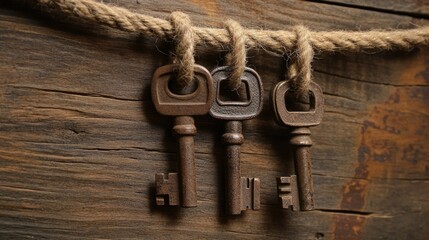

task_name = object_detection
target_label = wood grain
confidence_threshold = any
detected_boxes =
[0,1,428,239]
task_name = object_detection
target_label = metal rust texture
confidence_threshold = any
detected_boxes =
[272,80,324,211]
[211,66,263,215]
[152,64,214,208]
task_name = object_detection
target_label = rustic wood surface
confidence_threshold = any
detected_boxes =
[0,0,428,239]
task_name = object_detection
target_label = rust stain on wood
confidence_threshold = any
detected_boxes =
[333,49,429,239]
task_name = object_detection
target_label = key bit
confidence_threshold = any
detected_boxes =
[156,173,179,206]
[277,175,300,211]
[241,177,260,211]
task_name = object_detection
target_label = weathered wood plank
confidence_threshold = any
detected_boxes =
[0,1,428,239]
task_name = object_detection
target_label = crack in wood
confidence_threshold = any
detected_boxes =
[317,208,374,216]
[307,0,429,19]
[315,69,429,87]
[8,85,141,102]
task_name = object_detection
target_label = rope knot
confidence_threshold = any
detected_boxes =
[287,25,314,97]
[169,11,195,87]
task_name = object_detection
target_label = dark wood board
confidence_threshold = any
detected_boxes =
[0,1,428,239]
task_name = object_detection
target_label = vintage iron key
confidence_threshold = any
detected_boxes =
[271,80,324,211]
[152,64,214,207]
[210,66,263,215]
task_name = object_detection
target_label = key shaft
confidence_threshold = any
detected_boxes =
[290,127,314,211]
[173,116,197,207]
[222,121,244,215]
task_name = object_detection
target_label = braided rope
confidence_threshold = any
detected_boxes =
[36,0,429,54]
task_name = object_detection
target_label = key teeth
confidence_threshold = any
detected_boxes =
[155,173,180,206]
[277,175,300,211]
[241,177,260,211]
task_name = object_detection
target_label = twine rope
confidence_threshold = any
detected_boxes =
[35,0,429,94]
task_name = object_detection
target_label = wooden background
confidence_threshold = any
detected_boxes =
[0,0,428,239]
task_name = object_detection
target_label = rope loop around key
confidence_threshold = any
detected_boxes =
[169,11,195,88]
[224,19,247,91]
[286,25,314,97]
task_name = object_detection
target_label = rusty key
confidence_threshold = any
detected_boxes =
[271,80,324,211]
[152,64,214,207]
[210,66,263,215]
